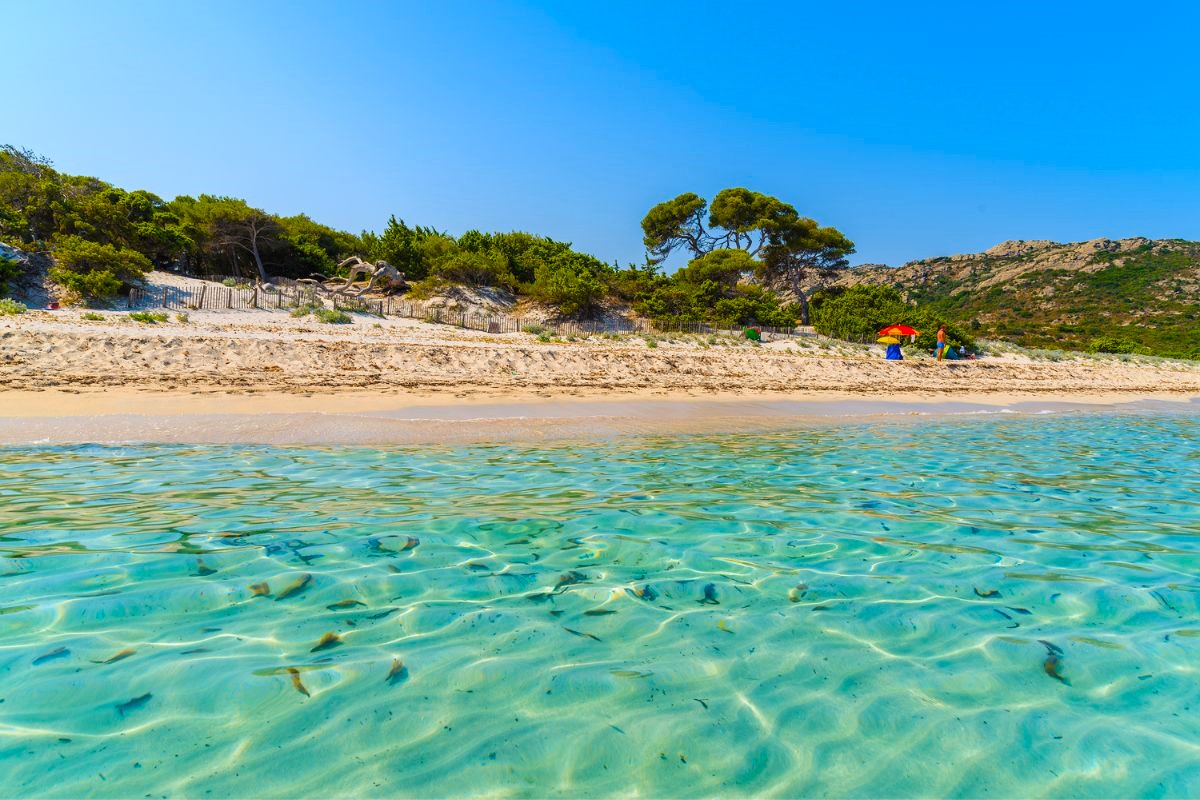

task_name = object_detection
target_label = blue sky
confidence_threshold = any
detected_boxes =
[4,0,1199,268]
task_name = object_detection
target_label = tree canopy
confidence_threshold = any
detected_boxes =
[2,144,864,334]
[641,188,854,321]
[0,147,368,296]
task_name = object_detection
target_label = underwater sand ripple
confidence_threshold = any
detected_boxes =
[0,414,1198,797]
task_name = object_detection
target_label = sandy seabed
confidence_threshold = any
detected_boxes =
[1,307,1198,444]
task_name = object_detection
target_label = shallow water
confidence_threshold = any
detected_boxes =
[1,413,1198,798]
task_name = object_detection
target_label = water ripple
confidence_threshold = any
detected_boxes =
[0,414,1198,797]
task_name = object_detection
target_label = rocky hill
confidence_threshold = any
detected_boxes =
[830,238,1200,358]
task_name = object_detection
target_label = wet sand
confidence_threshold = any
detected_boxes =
[1,389,1196,445]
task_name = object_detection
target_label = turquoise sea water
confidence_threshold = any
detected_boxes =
[1,412,1198,798]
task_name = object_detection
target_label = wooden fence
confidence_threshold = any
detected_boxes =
[127,283,811,340]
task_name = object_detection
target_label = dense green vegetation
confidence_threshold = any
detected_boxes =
[0,253,19,295]
[0,297,25,316]
[7,144,1198,363]
[641,189,854,322]
[6,146,1194,359]
[0,145,365,294]
[127,311,169,324]
[49,235,151,298]
[810,285,976,351]
[901,241,1200,359]
[0,146,850,329]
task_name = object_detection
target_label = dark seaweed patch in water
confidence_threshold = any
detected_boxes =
[92,649,135,665]
[327,599,366,610]
[555,571,588,592]
[288,668,310,698]
[275,574,313,601]
[626,585,658,602]
[310,632,342,652]
[32,647,69,666]
[386,658,409,685]
[116,693,152,716]
[367,608,401,619]
[563,627,601,642]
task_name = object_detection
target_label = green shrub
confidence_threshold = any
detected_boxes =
[50,267,123,298]
[81,311,104,321]
[50,235,151,299]
[537,332,552,343]
[906,308,976,352]
[175,312,189,323]
[222,278,238,287]
[810,285,907,341]
[810,285,975,351]
[0,298,26,316]
[315,308,352,324]
[712,285,798,328]
[291,303,319,318]
[522,324,546,335]
[527,251,610,316]
[0,255,21,296]
[1089,336,1151,355]
[129,311,168,324]
[429,248,516,288]
[645,336,658,348]
[333,297,381,316]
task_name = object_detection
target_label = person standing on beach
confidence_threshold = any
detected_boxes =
[936,325,947,361]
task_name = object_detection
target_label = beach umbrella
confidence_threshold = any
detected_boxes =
[877,336,900,344]
[878,324,919,337]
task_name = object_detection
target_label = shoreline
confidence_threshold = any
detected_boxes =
[1,388,1196,445]
[4,307,1200,444]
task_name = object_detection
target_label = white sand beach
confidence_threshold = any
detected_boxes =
[2,306,1198,444]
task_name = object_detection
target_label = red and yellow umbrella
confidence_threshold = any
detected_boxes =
[878,324,919,337]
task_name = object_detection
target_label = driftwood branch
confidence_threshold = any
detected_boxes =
[336,256,406,295]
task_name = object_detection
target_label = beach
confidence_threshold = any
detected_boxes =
[8,6,1200,796]
[5,305,1200,799]
[4,307,1199,397]
[2,306,1199,444]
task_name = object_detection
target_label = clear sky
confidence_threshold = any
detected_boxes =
[4,0,1199,268]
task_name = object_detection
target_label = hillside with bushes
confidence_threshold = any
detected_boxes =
[0,146,854,331]
[834,238,1200,359]
[7,144,1193,359]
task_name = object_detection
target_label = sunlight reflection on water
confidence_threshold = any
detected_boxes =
[0,413,1198,797]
